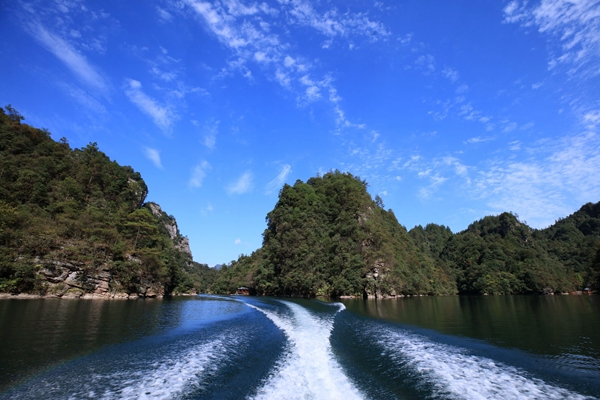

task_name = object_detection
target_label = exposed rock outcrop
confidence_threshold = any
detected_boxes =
[147,202,193,259]
[363,259,396,299]
[128,178,148,209]
[34,258,165,299]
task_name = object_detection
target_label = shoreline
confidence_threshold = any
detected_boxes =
[1,291,594,300]
[0,292,199,300]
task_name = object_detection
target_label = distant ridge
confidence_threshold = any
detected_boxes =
[211,172,600,297]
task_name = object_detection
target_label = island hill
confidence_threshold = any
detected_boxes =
[1,105,599,299]
[0,106,217,299]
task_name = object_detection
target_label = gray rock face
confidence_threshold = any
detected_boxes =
[364,259,396,299]
[147,202,193,259]
[128,178,148,209]
[175,237,192,257]
[34,258,164,299]
[4,200,196,299]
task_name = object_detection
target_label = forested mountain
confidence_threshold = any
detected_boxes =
[0,106,208,298]
[212,172,457,297]
[2,105,597,299]
[409,207,600,295]
[214,172,600,297]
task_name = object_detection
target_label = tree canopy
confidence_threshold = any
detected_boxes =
[0,106,204,296]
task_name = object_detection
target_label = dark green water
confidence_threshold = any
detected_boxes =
[0,295,598,399]
[342,295,600,357]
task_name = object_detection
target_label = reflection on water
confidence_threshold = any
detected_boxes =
[1,295,599,399]
[342,295,600,358]
[0,296,244,391]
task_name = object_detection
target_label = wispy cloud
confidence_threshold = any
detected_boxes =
[189,161,211,188]
[474,129,600,227]
[125,79,175,132]
[227,171,253,194]
[26,21,108,93]
[144,147,163,169]
[464,136,495,144]
[504,0,600,78]
[418,174,448,200]
[442,66,459,82]
[182,0,386,131]
[266,164,292,194]
[56,82,107,114]
[415,54,435,74]
[156,6,173,22]
[283,0,390,42]
[200,202,214,216]
[204,120,219,150]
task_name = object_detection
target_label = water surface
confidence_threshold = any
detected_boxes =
[0,295,598,399]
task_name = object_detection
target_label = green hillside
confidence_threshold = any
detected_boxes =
[0,106,205,298]
[2,105,597,299]
[214,172,599,297]
[212,172,457,297]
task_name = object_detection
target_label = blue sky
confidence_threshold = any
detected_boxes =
[1,0,600,266]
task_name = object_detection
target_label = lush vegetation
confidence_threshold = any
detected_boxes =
[2,105,597,298]
[212,172,457,297]
[213,172,600,297]
[410,207,600,295]
[0,106,203,296]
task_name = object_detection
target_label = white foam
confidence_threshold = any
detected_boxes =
[248,301,363,400]
[74,336,235,400]
[377,328,592,400]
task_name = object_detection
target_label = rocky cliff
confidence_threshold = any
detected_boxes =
[0,106,200,298]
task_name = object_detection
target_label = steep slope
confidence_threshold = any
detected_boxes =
[410,206,600,294]
[212,171,457,297]
[215,170,600,297]
[539,202,600,289]
[439,213,569,294]
[0,106,201,298]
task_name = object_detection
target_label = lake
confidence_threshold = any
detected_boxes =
[0,295,598,399]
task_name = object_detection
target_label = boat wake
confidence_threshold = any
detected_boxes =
[373,326,593,400]
[5,329,244,400]
[94,337,231,399]
[247,301,363,400]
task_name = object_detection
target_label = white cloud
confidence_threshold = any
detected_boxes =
[418,174,448,200]
[26,21,108,93]
[583,109,600,127]
[144,147,163,169]
[275,69,291,87]
[266,164,292,194]
[201,202,214,216]
[456,84,469,94]
[56,82,107,114]
[442,66,459,82]
[227,171,253,194]
[305,85,321,101]
[284,56,295,67]
[156,6,173,22]
[415,54,435,74]
[151,67,178,82]
[504,0,600,78]
[189,161,211,188]
[465,136,495,144]
[234,238,241,245]
[183,0,382,132]
[203,120,219,150]
[284,0,390,41]
[474,130,600,227]
[125,79,175,132]
[503,122,518,132]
